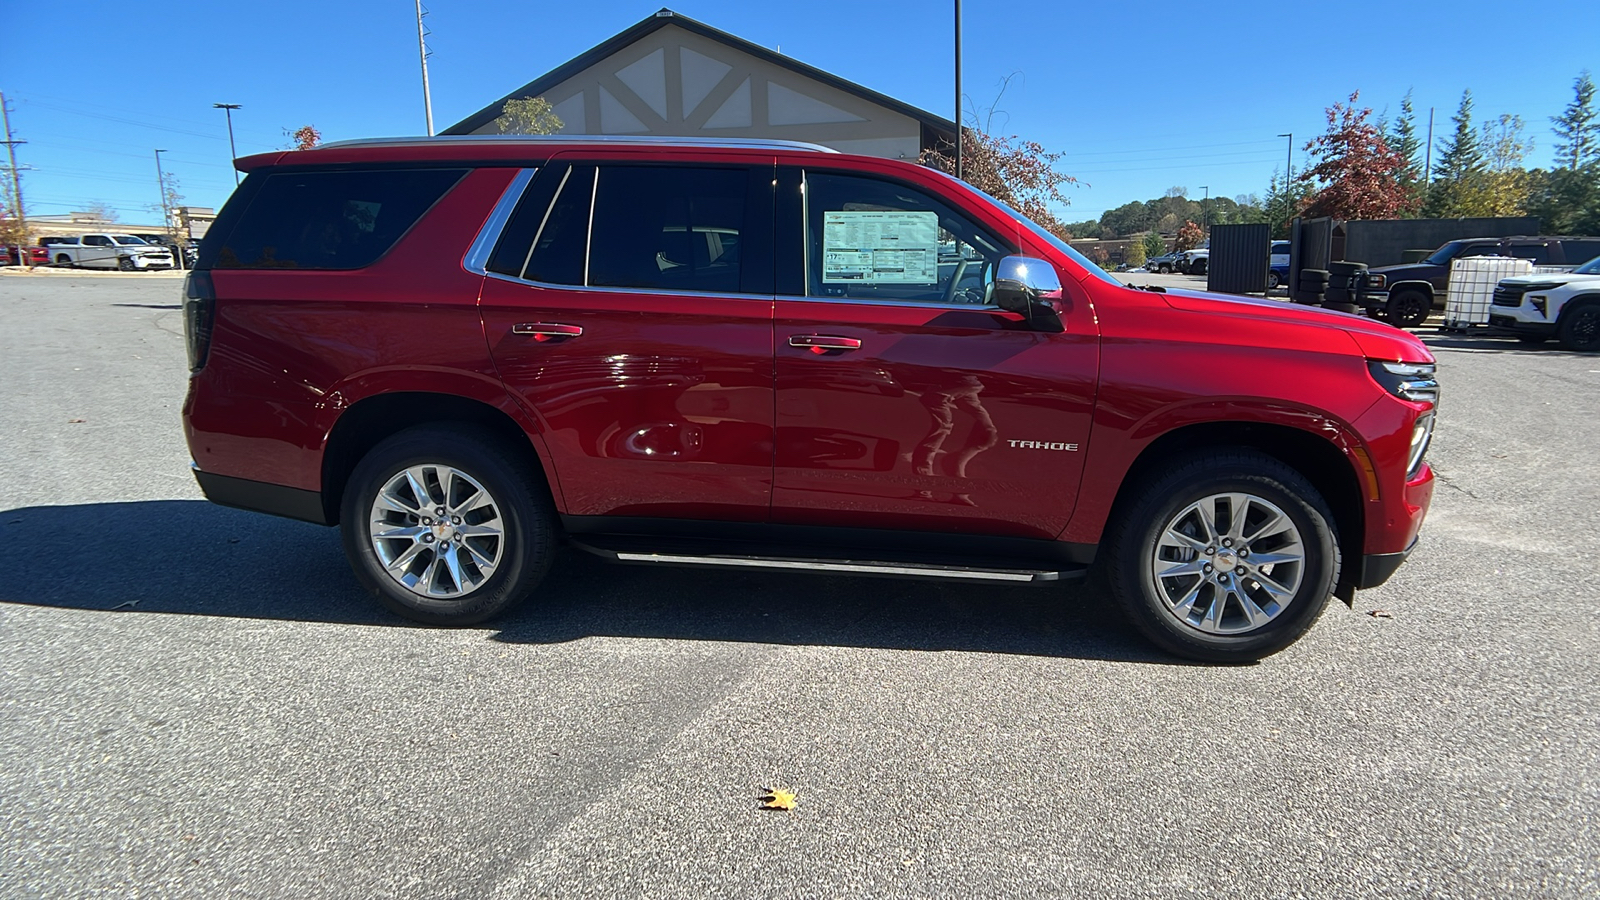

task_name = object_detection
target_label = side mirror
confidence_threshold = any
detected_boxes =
[992,256,1065,333]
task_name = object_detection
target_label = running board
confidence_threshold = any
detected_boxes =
[586,547,1080,584]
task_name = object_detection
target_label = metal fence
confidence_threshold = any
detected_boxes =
[1206,224,1272,294]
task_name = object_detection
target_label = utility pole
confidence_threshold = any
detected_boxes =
[953,0,962,181]
[153,149,171,230]
[415,0,435,136]
[1277,132,1292,183]
[1201,185,1210,229]
[1,91,27,238]
[214,103,242,185]
[1423,107,1435,186]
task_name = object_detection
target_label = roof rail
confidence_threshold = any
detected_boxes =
[316,134,840,153]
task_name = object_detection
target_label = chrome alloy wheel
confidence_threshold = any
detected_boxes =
[367,465,505,599]
[1148,492,1305,634]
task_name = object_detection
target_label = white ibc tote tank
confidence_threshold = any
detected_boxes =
[1444,257,1533,329]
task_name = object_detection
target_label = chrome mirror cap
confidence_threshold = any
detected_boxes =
[995,256,1062,297]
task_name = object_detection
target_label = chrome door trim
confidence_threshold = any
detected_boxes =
[462,167,537,276]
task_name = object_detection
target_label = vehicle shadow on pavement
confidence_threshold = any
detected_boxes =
[1421,332,1590,356]
[0,500,1175,664]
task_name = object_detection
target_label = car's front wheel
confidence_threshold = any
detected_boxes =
[1557,302,1600,352]
[340,425,555,625]
[1267,271,1281,290]
[1104,450,1340,662]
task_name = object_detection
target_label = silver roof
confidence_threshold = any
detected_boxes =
[317,134,839,153]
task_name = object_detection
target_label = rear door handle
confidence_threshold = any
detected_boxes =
[512,322,583,342]
[788,334,862,352]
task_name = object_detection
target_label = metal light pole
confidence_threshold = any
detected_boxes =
[153,149,170,228]
[415,0,435,136]
[1201,185,1210,229]
[214,103,241,185]
[1277,132,1292,183]
[1423,107,1435,186]
[953,0,962,181]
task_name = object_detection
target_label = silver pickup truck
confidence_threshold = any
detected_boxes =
[48,233,175,270]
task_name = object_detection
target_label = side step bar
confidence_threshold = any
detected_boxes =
[582,546,1081,584]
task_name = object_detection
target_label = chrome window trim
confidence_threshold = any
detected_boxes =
[584,168,599,287]
[481,269,775,304]
[462,167,536,276]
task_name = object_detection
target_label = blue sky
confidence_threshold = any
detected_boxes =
[4,0,1596,228]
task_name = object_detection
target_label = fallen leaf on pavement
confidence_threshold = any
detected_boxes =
[68,419,86,424]
[1367,609,1393,619]
[759,788,797,812]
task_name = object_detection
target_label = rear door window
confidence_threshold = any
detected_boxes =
[588,166,749,294]
[215,168,466,270]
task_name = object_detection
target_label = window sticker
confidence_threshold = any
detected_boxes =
[822,211,939,283]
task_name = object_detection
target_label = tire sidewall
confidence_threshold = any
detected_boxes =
[1558,302,1600,351]
[1111,458,1339,662]
[340,428,548,625]
[1387,290,1429,328]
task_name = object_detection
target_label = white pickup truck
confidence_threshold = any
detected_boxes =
[49,233,175,270]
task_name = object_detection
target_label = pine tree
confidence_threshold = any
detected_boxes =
[1425,90,1485,217]
[1551,71,1598,170]
[1388,89,1423,213]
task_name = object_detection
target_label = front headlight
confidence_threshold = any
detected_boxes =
[1368,360,1439,404]
[1365,273,1387,289]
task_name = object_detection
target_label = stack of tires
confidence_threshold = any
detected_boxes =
[1293,268,1329,305]
[1322,261,1367,314]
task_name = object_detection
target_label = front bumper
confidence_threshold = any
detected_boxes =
[1355,537,1418,589]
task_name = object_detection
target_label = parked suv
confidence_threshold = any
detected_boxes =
[1146,251,1181,274]
[1488,254,1600,350]
[1363,236,1600,328]
[182,136,1438,662]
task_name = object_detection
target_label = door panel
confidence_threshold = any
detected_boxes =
[773,299,1097,539]
[482,281,774,519]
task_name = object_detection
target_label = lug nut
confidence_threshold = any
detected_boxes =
[1203,563,1213,573]
[1204,547,1215,555]
[452,516,462,525]
[436,507,446,516]
[1239,549,1249,558]
[1223,538,1232,547]
[422,534,434,543]
[422,518,433,526]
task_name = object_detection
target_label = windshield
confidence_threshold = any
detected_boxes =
[1574,256,1600,275]
[925,170,1119,285]
[1421,241,1473,266]
[112,235,149,245]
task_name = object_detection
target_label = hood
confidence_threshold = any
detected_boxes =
[1158,288,1434,363]
[1370,262,1436,278]
[1500,272,1600,287]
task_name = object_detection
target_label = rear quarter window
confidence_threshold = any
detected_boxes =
[215,168,466,270]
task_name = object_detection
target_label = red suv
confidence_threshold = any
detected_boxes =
[182,136,1437,662]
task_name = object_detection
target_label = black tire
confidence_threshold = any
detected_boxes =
[55,254,72,266]
[1556,302,1600,352]
[1385,289,1430,329]
[1102,450,1340,663]
[340,424,555,625]
[1191,259,1207,276]
[1267,271,1281,290]
[118,257,135,271]
[1158,264,1171,274]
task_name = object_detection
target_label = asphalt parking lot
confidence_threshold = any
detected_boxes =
[2,274,1597,898]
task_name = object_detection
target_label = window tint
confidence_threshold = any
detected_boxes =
[803,171,1008,304]
[1563,241,1600,266]
[520,165,594,286]
[1507,244,1550,263]
[84,235,110,246]
[215,168,465,270]
[588,166,747,293]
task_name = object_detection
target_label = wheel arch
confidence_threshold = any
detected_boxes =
[320,392,555,526]
[1387,280,1434,300]
[1102,420,1366,602]
[1557,292,1600,319]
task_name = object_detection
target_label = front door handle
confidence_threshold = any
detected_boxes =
[512,322,583,342]
[788,334,862,353]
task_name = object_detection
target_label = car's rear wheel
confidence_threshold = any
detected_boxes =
[1103,450,1339,663]
[1385,288,1430,329]
[340,425,555,625]
[1191,259,1207,276]
[55,254,71,266]
[1267,271,1281,290]
[1557,302,1600,352]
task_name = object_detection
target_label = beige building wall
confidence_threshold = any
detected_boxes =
[468,23,923,160]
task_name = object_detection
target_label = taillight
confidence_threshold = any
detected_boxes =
[184,271,216,371]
